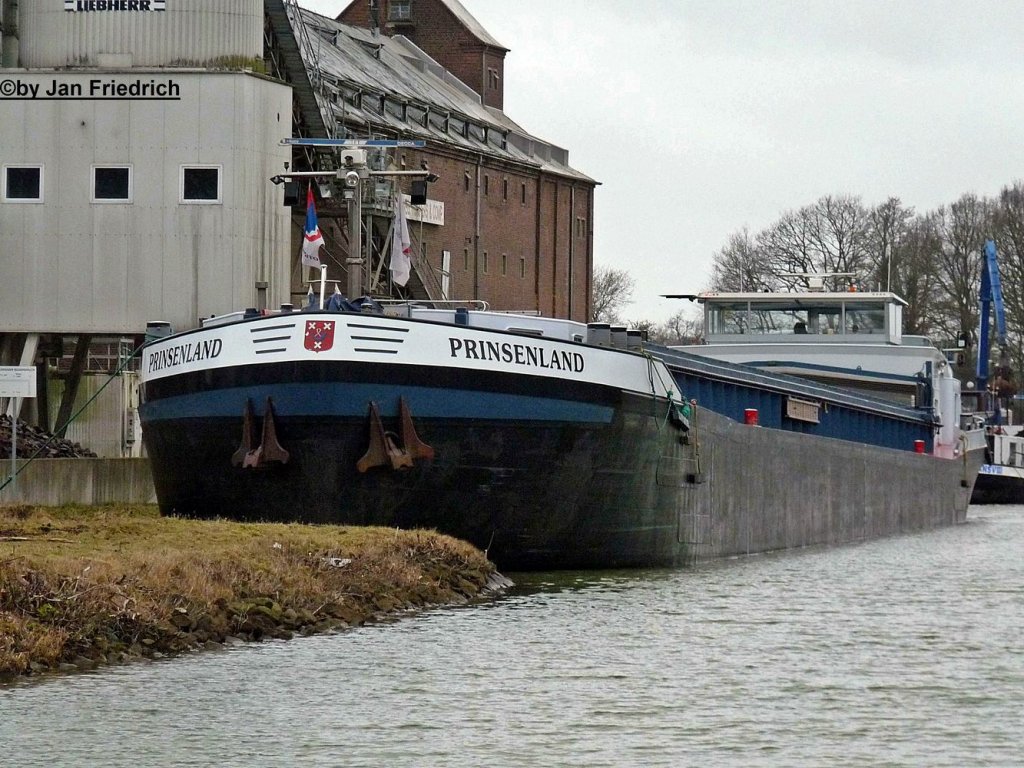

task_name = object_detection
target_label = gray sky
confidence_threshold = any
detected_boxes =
[300,0,1024,323]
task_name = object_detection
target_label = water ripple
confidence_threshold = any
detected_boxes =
[2,508,1023,767]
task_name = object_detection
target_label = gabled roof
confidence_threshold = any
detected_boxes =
[293,7,593,183]
[438,0,508,51]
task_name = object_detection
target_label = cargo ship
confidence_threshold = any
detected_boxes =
[138,291,984,571]
[136,148,984,570]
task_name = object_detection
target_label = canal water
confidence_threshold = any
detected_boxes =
[2,507,1022,767]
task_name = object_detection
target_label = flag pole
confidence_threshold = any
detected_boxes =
[319,264,327,309]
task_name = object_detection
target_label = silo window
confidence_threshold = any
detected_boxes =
[2,165,43,203]
[92,166,132,203]
[181,166,222,204]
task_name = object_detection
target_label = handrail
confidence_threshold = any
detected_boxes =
[376,299,491,311]
[410,239,447,302]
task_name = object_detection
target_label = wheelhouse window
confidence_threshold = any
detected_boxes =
[705,299,888,336]
[706,302,751,335]
[2,165,43,203]
[181,165,222,204]
[92,166,132,203]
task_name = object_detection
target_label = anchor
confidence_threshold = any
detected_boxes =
[231,396,290,469]
[357,397,435,473]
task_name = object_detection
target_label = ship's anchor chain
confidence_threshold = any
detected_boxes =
[231,396,291,469]
[357,397,435,472]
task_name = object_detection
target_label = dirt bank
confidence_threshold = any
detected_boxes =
[0,504,509,680]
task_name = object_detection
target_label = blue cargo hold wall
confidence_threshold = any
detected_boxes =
[651,346,936,453]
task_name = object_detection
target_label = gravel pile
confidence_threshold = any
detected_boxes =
[0,414,97,459]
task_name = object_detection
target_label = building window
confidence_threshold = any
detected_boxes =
[389,0,411,21]
[92,166,132,203]
[487,68,499,90]
[521,183,527,205]
[501,253,507,275]
[519,256,526,279]
[464,170,471,192]
[576,216,587,237]
[2,165,43,203]
[464,248,469,271]
[181,166,222,204]
[484,175,489,196]
[482,251,488,274]
[502,178,508,201]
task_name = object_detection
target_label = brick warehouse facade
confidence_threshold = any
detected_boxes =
[299,0,596,322]
[339,0,507,110]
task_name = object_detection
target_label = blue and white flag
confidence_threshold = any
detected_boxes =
[302,186,324,268]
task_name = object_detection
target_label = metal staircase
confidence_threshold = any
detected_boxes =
[264,0,331,144]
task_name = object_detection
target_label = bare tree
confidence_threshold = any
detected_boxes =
[590,265,636,323]
[893,215,943,337]
[932,193,995,347]
[866,197,914,291]
[647,308,703,345]
[808,194,873,286]
[758,206,820,289]
[992,180,1024,386]
[703,183,1024,365]
[710,227,774,291]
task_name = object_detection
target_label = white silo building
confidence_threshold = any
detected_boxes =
[0,0,292,458]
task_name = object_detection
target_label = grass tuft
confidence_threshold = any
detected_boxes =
[0,504,500,679]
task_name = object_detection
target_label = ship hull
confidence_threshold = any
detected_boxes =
[971,465,1024,505]
[144,395,694,571]
[139,312,982,571]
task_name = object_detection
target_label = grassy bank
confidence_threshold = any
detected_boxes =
[0,504,504,681]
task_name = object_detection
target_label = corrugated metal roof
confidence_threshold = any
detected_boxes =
[293,8,594,183]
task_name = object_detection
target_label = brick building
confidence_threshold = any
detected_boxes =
[281,0,597,321]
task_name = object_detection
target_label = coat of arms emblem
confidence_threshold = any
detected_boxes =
[304,320,335,352]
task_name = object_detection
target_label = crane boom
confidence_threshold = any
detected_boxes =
[976,238,1008,392]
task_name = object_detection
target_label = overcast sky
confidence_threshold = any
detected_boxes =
[299,0,1024,323]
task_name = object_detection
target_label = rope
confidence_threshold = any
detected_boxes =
[644,352,688,431]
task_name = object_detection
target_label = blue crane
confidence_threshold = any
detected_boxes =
[976,238,1011,396]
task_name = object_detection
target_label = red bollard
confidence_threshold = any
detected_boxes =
[744,408,759,426]
[913,439,925,454]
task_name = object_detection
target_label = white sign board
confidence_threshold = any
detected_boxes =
[404,195,445,226]
[0,367,37,398]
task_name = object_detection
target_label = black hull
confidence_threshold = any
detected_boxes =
[143,400,981,571]
[144,400,694,571]
[970,472,1024,505]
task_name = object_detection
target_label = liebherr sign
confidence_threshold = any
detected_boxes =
[65,1,166,10]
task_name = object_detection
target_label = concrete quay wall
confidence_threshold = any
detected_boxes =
[1,459,156,506]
